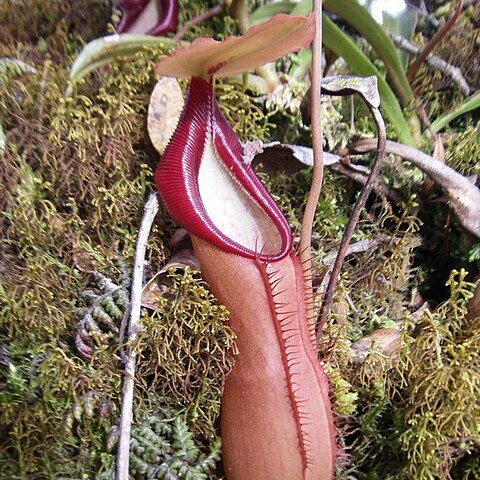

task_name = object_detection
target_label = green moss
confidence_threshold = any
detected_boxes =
[333,269,480,479]
[0,0,111,44]
[443,125,480,177]
[136,268,236,435]
[1,1,479,478]
[216,79,273,143]
[393,269,480,479]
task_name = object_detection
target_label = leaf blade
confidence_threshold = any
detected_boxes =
[69,34,176,82]
[430,91,480,134]
[155,14,315,79]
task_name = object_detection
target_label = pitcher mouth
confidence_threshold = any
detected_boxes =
[155,76,292,261]
[117,0,178,36]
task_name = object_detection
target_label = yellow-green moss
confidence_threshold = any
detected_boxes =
[1,2,479,478]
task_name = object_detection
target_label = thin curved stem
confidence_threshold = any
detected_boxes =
[407,0,464,80]
[299,0,324,269]
[318,107,386,332]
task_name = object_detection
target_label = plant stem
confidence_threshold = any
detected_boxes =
[299,0,324,269]
[174,4,223,43]
[391,34,470,95]
[406,0,464,80]
[318,107,386,331]
[116,192,159,480]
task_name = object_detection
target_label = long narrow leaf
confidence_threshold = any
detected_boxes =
[70,34,177,82]
[322,15,415,145]
[291,0,414,145]
[430,91,480,134]
[323,0,414,108]
[382,9,417,70]
[250,2,296,25]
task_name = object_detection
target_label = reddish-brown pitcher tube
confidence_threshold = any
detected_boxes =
[192,237,336,479]
[155,72,336,480]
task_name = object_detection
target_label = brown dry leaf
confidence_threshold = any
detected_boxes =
[154,14,315,79]
[141,274,169,310]
[351,328,401,364]
[147,77,184,155]
[351,298,430,364]
[246,141,340,174]
[141,229,199,309]
[72,243,96,273]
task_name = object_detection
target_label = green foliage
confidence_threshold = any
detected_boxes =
[136,269,236,434]
[430,91,480,134]
[216,79,273,143]
[394,269,480,479]
[331,268,480,479]
[443,125,480,177]
[1,2,479,479]
[69,36,176,84]
[411,4,479,129]
[291,0,417,145]
[178,0,237,42]
[267,79,349,147]
[101,407,222,480]
[75,271,129,361]
[0,12,229,476]
[323,0,414,109]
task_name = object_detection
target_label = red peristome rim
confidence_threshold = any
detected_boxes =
[117,0,178,35]
[155,76,292,261]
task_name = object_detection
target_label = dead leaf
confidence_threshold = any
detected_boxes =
[141,229,199,309]
[351,328,401,364]
[72,243,96,273]
[246,141,340,174]
[148,77,184,155]
[321,75,380,109]
[301,75,379,124]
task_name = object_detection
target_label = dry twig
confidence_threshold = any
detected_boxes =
[351,139,480,238]
[391,34,470,95]
[116,192,159,480]
[406,0,464,80]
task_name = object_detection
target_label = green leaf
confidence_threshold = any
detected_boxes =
[69,34,177,83]
[382,8,417,70]
[290,0,416,145]
[430,91,480,134]
[322,15,415,145]
[467,243,480,263]
[323,0,414,108]
[250,1,296,25]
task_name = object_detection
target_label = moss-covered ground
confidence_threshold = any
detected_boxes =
[0,1,478,478]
